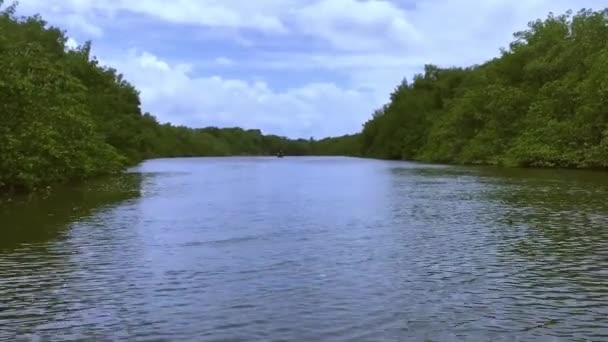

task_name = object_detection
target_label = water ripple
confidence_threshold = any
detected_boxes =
[1,158,608,340]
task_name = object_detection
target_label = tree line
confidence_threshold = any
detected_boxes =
[0,2,320,193]
[344,8,608,168]
[2,4,607,193]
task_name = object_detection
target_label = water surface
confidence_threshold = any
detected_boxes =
[1,157,608,341]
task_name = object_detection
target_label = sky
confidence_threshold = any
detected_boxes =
[17,0,606,138]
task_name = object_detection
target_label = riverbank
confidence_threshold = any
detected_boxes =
[5,150,608,203]
[3,6,607,194]
[352,9,608,170]
[0,4,321,193]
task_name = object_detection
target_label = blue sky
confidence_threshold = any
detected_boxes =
[18,0,605,138]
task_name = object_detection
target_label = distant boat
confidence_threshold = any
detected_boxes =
[276,150,284,158]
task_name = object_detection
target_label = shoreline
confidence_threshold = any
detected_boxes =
[4,154,608,202]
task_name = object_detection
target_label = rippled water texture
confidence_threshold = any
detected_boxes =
[1,157,608,341]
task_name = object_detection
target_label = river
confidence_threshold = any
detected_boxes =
[1,157,608,341]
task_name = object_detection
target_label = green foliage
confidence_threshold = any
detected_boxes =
[311,134,361,156]
[355,8,608,169]
[0,3,322,194]
[0,6,124,192]
[4,4,606,194]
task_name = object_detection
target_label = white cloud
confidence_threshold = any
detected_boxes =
[18,0,423,50]
[19,0,289,33]
[65,37,79,50]
[104,50,376,138]
[19,1,607,55]
[214,57,235,67]
[295,0,423,52]
[115,0,288,33]
[63,13,103,37]
[17,0,608,137]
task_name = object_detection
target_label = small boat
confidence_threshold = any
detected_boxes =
[276,150,284,158]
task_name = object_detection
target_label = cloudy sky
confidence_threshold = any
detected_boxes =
[18,0,605,138]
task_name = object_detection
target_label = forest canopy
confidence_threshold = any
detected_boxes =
[2,3,608,193]
[0,1,319,193]
[355,8,608,169]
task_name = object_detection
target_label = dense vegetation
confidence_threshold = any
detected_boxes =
[0,2,315,193]
[354,9,608,168]
[3,4,608,193]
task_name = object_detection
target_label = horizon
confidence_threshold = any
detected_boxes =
[18,0,605,139]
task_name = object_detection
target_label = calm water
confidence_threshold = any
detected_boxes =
[1,157,608,341]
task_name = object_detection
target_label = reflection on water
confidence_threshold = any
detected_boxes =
[1,158,608,341]
[0,174,142,250]
[479,167,608,339]
[0,174,143,340]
